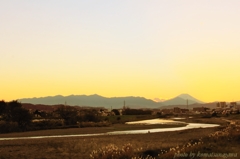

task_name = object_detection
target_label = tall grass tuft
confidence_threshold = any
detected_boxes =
[90,143,157,159]
[90,143,135,159]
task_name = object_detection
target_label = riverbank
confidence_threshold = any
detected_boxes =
[0,116,239,159]
[0,126,220,159]
[0,122,186,138]
[0,116,223,139]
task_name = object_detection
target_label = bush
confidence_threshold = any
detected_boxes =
[0,121,20,133]
[83,113,100,122]
[30,119,64,130]
[78,121,111,128]
[55,106,78,125]
[122,108,152,115]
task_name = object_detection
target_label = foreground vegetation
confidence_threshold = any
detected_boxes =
[0,116,239,159]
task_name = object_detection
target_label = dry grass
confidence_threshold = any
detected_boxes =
[0,127,218,159]
[0,117,239,159]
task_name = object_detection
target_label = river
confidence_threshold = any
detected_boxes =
[0,118,219,141]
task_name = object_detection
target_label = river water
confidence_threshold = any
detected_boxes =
[0,119,219,141]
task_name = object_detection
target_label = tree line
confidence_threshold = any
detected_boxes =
[55,105,101,125]
[0,100,153,133]
[0,100,104,133]
[0,100,32,132]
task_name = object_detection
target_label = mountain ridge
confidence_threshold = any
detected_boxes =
[19,94,162,109]
[19,94,206,108]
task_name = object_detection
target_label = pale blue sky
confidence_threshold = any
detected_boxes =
[1,0,240,102]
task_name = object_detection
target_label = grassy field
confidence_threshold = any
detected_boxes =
[0,116,239,159]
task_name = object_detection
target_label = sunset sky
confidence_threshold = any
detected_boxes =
[1,0,240,102]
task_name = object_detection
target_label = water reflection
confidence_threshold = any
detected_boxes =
[109,123,219,135]
[125,118,184,125]
[171,117,186,120]
[0,119,219,141]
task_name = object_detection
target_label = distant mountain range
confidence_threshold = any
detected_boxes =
[19,94,205,109]
[19,94,162,109]
[162,94,204,106]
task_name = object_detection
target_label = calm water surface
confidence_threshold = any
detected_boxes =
[0,119,219,141]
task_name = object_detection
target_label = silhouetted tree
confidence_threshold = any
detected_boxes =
[0,100,6,116]
[83,113,100,122]
[112,109,120,115]
[55,106,78,125]
[11,107,32,130]
[8,100,21,109]
[122,108,152,115]
[1,100,32,131]
[3,100,23,121]
[83,109,100,122]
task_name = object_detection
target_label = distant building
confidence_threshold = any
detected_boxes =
[235,105,240,110]
[216,102,227,108]
[161,109,173,115]
[230,102,237,108]
[172,107,189,114]
[181,108,189,114]
[173,107,181,113]
[193,107,209,113]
